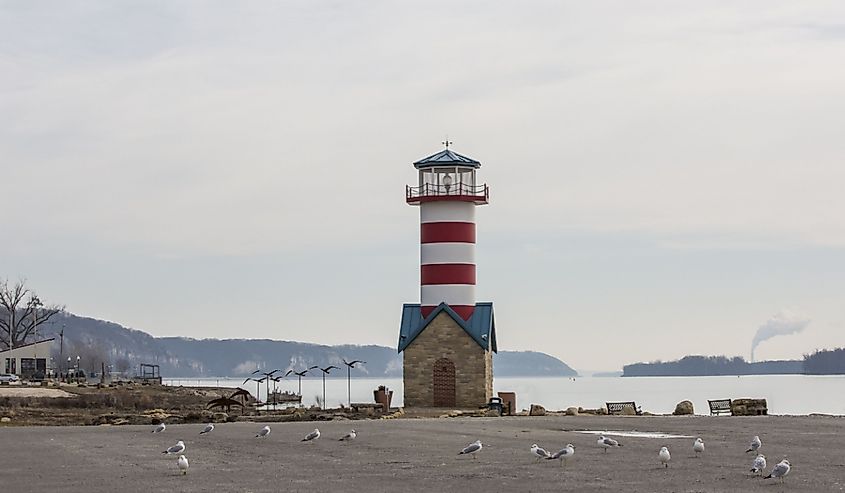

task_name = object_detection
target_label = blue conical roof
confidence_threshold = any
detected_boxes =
[413,149,481,169]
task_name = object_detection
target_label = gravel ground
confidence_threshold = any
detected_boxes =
[0,415,843,492]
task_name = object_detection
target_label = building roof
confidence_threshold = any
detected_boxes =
[0,338,55,354]
[398,302,496,353]
[413,149,481,169]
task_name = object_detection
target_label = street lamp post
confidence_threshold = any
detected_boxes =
[342,359,366,408]
[317,366,339,410]
[285,366,318,399]
[29,296,43,376]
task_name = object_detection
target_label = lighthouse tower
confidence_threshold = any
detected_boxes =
[398,144,497,408]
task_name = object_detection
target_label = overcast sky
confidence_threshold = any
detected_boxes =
[2,1,843,372]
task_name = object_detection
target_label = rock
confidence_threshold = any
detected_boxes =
[620,405,637,416]
[673,400,694,415]
[0,417,10,423]
[529,404,546,416]
[211,412,229,423]
[483,408,501,417]
[731,398,768,416]
[565,407,579,416]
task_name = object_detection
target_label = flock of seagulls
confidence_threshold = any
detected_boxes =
[151,420,792,484]
[458,433,792,483]
[151,422,357,475]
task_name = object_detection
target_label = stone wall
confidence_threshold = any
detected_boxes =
[403,311,492,408]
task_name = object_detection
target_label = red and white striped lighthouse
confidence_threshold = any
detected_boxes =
[406,144,489,320]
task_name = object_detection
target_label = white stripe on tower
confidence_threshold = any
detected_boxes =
[419,202,476,320]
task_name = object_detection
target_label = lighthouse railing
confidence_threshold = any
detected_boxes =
[406,182,488,200]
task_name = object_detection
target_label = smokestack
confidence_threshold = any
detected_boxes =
[750,311,810,362]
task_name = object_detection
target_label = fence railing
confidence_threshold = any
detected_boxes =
[406,183,488,200]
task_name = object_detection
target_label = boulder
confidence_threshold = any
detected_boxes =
[529,404,546,416]
[620,405,637,416]
[565,407,579,416]
[731,398,768,416]
[0,417,10,423]
[673,400,694,415]
[211,412,229,423]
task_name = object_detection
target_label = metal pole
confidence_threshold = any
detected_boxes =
[347,366,351,408]
[322,372,326,409]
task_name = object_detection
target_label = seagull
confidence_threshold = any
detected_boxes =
[163,440,186,455]
[547,444,575,468]
[256,425,271,438]
[177,455,189,475]
[302,428,320,442]
[339,430,357,442]
[659,446,671,468]
[693,437,705,457]
[530,443,551,462]
[764,458,791,483]
[458,440,483,459]
[199,424,214,435]
[751,454,767,476]
[152,423,166,433]
[597,435,622,453]
[745,435,762,453]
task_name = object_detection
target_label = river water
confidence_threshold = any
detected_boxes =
[164,374,845,416]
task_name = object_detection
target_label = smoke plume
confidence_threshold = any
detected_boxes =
[750,311,810,362]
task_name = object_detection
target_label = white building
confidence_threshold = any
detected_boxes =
[0,339,54,378]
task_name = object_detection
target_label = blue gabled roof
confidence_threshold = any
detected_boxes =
[398,302,496,353]
[413,149,481,169]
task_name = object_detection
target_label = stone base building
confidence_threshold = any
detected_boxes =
[398,302,496,408]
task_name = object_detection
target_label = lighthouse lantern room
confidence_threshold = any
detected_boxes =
[399,145,496,409]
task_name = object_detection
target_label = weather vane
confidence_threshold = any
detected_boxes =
[442,138,452,148]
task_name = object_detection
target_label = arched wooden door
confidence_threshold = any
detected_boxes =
[433,358,456,407]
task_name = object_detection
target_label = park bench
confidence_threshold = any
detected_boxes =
[708,399,733,416]
[606,401,641,415]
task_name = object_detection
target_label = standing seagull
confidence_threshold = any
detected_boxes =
[746,435,762,453]
[547,444,575,468]
[693,437,705,457]
[339,430,357,442]
[163,440,186,455]
[764,458,791,483]
[458,440,483,459]
[152,423,166,433]
[177,455,189,475]
[256,425,271,438]
[530,444,551,462]
[597,435,622,453]
[750,454,767,476]
[659,446,671,468]
[199,424,214,435]
[302,428,321,442]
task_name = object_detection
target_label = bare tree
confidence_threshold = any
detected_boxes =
[0,279,64,350]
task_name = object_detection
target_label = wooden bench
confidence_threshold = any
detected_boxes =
[606,401,641,415]
[708,399,733,416]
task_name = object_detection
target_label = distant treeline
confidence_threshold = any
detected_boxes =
[803,348,845,375]
[622,355,803,377]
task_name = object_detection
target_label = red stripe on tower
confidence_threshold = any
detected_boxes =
[420,264,476,285]
[420,222,476,244]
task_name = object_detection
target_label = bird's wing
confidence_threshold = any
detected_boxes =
[462,443,481,454]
